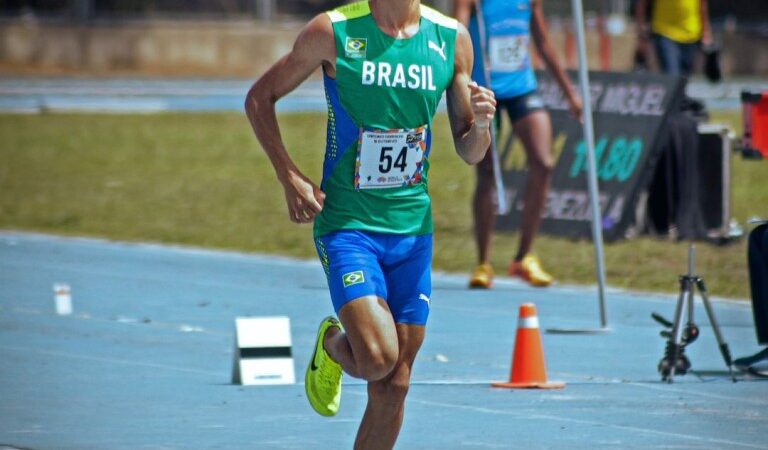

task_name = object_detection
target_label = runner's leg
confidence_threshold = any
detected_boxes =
[512,109,553,261]
[326,295,399,381]
[353,323,425,450]
[472,148,497,264]
[315,231,399,380]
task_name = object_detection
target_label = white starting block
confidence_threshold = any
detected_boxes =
[231,316,295,385]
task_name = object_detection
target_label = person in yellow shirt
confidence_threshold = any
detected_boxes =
[635,0,712,76]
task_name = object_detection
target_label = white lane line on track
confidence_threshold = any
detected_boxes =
[0,230,322,269]
[556,371,768,404]
[375,394,766,449]
[627,380,768,405]
[0,259,310,294]
[2,306,227,337]
[0,345,221,377]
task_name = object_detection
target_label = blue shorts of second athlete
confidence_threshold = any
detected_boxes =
[314,230,433,326]
[477,89,546,176]
[499,89,546,123]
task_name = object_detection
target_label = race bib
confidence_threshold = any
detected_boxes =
[355,126,427,190]
[489,34,529,72]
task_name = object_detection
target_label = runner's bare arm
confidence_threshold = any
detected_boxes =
[446,24,495,165]
[245,14,336,224]
[530,0,582,120]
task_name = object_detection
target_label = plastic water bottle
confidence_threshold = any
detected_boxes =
[53,283,72,315]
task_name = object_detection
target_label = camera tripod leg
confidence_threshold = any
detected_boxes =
[696,277,736,382]
[662,278,691,382]
[686,279,696,324]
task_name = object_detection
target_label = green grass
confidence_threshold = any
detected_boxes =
[0,111,762,299]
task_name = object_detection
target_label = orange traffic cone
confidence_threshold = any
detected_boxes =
[492,303,565,389]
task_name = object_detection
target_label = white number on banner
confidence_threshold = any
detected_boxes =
[357,127,426,189]
[489,35,529,72]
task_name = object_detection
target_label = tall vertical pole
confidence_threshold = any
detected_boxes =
[474,0,509,215]
[571,0,608,328]
[255,0,275,22]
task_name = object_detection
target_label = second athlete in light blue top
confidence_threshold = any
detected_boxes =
[469,0,537,99]
[455,0,582,289]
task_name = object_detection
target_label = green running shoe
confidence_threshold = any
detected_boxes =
[305,316,343,416]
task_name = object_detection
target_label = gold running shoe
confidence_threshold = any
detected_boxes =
[508,254,554,287]
[305,316,343,416]
[468,263,494,289]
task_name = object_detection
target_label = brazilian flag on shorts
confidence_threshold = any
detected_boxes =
[314,1,457,237]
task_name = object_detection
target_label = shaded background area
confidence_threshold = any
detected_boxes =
[3,0,768,22]
[1,0,767,76]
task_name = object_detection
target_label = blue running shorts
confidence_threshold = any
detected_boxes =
[499,89,546,122]
[477,90,546,177]
[314,230,433,326]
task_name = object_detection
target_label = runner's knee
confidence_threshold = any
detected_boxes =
[368,364,411,405]
[528,153,554,177]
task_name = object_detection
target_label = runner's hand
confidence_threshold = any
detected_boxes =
[468,81,496,129]
[280,169,325,224]
[568,93,584,122]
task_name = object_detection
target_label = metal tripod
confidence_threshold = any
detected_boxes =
[658,244,735,383]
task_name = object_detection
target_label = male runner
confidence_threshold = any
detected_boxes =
[454,0,582,288]
[245,1,495,448]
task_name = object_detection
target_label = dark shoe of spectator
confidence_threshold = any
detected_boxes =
[681,95,709,122]
[702,43,722,83]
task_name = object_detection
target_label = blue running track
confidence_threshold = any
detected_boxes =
[0,231,766,449]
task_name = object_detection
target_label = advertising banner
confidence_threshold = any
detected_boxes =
[496,71,685,241]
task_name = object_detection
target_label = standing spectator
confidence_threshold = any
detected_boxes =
[635,0,713,77]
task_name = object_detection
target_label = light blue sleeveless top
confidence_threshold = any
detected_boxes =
[469,0,537,99]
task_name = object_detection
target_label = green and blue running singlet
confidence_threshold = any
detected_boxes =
[313,1,457,238]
